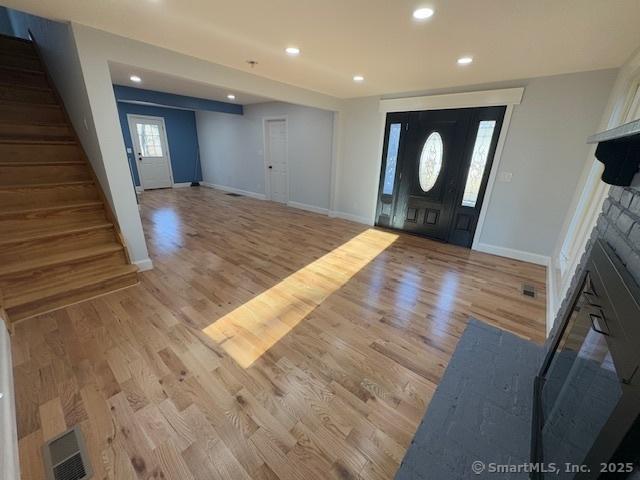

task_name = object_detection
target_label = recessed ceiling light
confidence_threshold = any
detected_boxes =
[412,7,434,20]
[227,94,236,100]
[285,47,300,56]
[457,56,473,65]
[353,75,364,82]
[130,75,142,83]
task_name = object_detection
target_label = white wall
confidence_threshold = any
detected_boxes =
[197,102,334,211]
[334,69,617,258]
[7,12,150,267]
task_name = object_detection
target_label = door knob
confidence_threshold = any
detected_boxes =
[268,165,273,169]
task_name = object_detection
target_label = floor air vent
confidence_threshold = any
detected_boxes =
[225,192,243,197]
[522,284,536,298]
[43,426,92,480]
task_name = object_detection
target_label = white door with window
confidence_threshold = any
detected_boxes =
[265,119,288,203]
[127,115,173,190]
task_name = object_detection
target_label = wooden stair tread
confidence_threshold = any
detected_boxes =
[0,138,75,145]
[0,242,123,277]
[0,100,58,108]
[0,200,103,217]
[0,222,113,246]
[0,160,84,166]
[0,64,45,75]
[4,264,139,309]
[0,80,50,92]
[0,119,67,127]
[0,180,93,190]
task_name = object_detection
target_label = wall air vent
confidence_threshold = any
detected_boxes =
[43,426,92,480]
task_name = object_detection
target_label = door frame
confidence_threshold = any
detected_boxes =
[126,114,175,191]
[375,87,524,250]
[262,116,289,203]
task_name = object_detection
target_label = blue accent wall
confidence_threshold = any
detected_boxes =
[0,7,14,36]
[116,102,202,186]
[113,85,243,115]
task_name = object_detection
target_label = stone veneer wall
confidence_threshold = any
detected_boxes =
[550,184,640,337]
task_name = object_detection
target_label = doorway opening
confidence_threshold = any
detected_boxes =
[127,114,174,190]
[375,106,505,248]
[263,117,289,203]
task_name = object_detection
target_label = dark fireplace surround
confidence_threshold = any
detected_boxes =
[531,121,640,478]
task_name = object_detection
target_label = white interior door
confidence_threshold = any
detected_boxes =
[265,119,288,203]
[128,115,173,190]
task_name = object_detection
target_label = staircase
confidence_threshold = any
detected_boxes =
[0,33,139,328]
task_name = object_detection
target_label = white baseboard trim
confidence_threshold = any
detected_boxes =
[0,319,20,480]
[201,182,267,201]
[135,186,143,193]
[328,210,373,226]
[287,201,329,215]
[474,242,550,267]
[546,257,558,337]
[133,258,154,271]
[172,182,191,188]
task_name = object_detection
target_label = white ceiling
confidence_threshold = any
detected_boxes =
[6,0,640,98]
[109,62,272,105]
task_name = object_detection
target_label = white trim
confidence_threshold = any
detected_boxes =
[329,111,341,213]
[475,242,550,267]
[0,320,20,480]
[133,258,154,271]
[287,201,329,215]
[126,114,175,191]
[472,104,515,250]
[546,257,558,336]
[262,116,289,203]
[201,182,267,200]
[172,182,191,188]
[379,87,524,113]
[329,210,373,225]
[135,185,143,193]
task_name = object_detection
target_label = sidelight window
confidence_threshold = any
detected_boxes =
[461,121,496,208]
[418,132,443,192]
[382,123,401,195]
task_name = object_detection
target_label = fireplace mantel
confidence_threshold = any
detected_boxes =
[588,118,640,186]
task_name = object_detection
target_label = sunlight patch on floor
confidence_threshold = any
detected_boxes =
[202,228,398,368]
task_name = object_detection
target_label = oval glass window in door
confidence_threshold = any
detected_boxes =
[419,132,443,192]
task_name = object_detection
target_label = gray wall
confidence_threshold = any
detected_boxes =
[478,69,618,256]
[197,102,334,210]
[335,69,617,259]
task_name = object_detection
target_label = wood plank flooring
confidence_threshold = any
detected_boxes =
[12,187,546,479]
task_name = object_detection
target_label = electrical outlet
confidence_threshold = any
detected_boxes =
[498,171,513,182]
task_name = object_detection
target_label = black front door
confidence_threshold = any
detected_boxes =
[376,106,505,247]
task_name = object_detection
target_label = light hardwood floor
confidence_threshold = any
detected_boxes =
[12,187,546,480]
